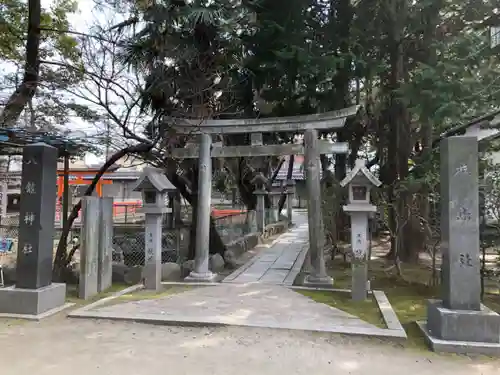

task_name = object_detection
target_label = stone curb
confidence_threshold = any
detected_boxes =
[67,283,406,340]
[67,309,407,339]
[287,286,407,339]
[417,321,500,355]
[68,284,143,316]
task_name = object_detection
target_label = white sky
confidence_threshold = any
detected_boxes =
[67,0,102,164]
[55,0,124,164]
[0,0,103,167]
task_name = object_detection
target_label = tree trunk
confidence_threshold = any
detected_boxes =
[52,142,155,281]
[414,0,444,257]
[0,0,41,127]
[386,0,415,263]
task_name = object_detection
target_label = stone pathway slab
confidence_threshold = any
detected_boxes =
[223,211,309,285]
[78,283,403,338]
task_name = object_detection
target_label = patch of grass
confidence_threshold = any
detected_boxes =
[65,283,130,306]
[325,258,441,351]
[325,257,500,352]
[296,290,385,328]
[98,285,194,308]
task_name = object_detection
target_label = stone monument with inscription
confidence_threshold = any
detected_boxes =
[252,173,268,234]
[0,143,66,316]
[79,196,100,299]
[341,159,381,301]
[78,196,114,299]
[134,168,177,291]
[98,197,113,292]
[420,136,500,354]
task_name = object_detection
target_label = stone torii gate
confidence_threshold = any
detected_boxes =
[168,106,360,284]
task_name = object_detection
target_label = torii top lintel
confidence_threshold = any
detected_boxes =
[169,105,360,135]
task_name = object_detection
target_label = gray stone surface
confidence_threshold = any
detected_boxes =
[224,212,309,285]
[98,197,113,292]
[85,283,400,338]
[188,132,215,281]
[440,136,481,311]
[171,105,359,134]
[16,143,58,289]
[181,260,194,277]
[350,213,370,301]
[223,249,238,268]
[285,180,295,224]
[184,271,218,282]
[269,192,280,223]
[168,141,349,159]
[161,262,181,281]
[351,263,368,301]
[0,283,66,315]
[209,253,225,273]
[143,214,162,291]
[421,137,500,354]
[69,211,407,340]
[254,190,267,233]
[303,129,332,287]
[79,196,100,300]
[427,300,500,343]
[123,265,143,285]
[418,321,500,355]
[373,290,405,331]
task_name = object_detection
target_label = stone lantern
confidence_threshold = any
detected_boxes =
[340,159,381,301]
[133,167,177,291]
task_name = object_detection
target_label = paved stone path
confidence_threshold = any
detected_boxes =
[82,282,403,337]
[223,211,309,285]
[73,211,404,337]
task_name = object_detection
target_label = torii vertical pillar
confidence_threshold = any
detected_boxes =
[303,129,333,287]
[186,133,217,282]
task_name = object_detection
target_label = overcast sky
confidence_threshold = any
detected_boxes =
[62,0,126,164]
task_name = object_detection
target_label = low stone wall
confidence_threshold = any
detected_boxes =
[223,220,289,260]
[1,220,290,286]
[116,220,290,283]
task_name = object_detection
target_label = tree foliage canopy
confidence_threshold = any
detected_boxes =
[5,0,500,263]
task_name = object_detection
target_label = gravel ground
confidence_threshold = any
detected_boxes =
[0,318,499,375]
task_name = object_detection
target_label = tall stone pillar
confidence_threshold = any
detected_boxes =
[79,196,100,299]
[144,212,163,290]
[303,129,332,287]
[0,143,66,316]
[285,180,295,225]
[348,212,370,301]
[187,133,216,281]
[254,190,267,233]
[98,197,113,293]
[252,173,268,234]
[422,136,500,354]
[269,191,280,223]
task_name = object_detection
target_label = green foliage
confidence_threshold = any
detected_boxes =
[98,0,500,231]
[0,0,83,130]
[0,0,80,62]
